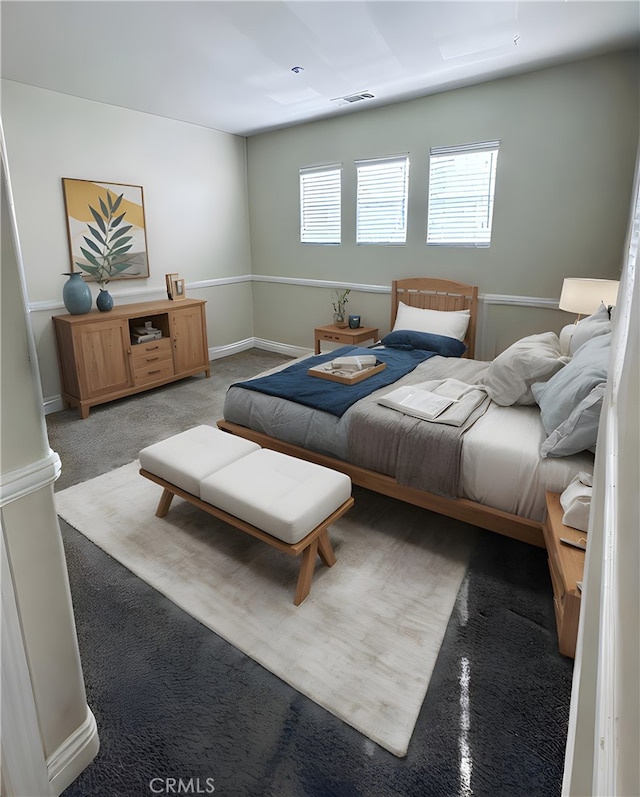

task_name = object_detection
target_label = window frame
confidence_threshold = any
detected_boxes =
[426,140,500,248]
[355,154,410,245]
[299,164,342,245]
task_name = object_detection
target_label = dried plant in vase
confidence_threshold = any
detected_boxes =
[332,289,350,328]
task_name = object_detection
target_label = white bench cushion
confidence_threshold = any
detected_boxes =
[139,425,260,497]
[200,449,352,544]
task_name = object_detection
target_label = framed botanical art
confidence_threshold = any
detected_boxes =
[62,178,150,286]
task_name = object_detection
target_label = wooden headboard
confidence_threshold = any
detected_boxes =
[391,278,479,359]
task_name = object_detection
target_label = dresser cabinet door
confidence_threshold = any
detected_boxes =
[171,305,208,374]
[74,319,132,397]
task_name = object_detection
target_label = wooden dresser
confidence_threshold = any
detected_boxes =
[542,491,586,658]
[53,298,210,418]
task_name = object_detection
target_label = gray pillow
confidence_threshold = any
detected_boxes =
[483,332,568,406]
[569,302,612,355]
[532,332,611,437]
[540,383,606,458]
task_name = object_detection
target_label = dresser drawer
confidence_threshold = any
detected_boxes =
[133,357,174,386]
[130,337,172,363]
[131,338,174,385]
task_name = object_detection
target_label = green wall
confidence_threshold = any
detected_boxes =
[247,50,639,357]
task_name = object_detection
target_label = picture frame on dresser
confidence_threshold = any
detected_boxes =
[165,272,178,299]
[171,277,186,300]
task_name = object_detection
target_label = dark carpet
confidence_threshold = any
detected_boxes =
[53,350,574,797]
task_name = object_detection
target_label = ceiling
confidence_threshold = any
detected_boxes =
[1,1,639,137]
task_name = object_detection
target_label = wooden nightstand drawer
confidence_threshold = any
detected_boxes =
[313,324,379,354]
[319,331,348,343]
[543,492,585,658]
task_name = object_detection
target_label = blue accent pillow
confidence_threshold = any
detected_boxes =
[380,330,466,358]
[532,332,611,456]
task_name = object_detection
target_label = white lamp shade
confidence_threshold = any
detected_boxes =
[559,278,620,316]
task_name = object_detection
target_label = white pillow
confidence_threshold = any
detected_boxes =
[569,302,612,356]
[483,332,569,406]
[392,302,470,342]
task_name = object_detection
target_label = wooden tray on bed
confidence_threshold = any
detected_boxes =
[308,361,386,384]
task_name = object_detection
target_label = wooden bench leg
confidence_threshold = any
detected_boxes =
[317,530,336,567]
[155,488,175,518]
[294,539,319,606]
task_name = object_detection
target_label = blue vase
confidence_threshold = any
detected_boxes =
[62,272,92,315]
[96,289,114,312]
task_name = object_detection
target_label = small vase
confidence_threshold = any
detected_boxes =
[96,289,114,312]
[333,312,348,329]
[62,272,92,315]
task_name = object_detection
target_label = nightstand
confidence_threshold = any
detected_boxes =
[542,492,586,658]
[314,324,379,354]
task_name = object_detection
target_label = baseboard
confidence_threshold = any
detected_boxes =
[47,706,99,795]
[44,395,65,415]
[209,337,310,360]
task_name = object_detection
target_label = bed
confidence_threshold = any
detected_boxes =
[219,278,604,547]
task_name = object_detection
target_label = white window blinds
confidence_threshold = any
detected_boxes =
[300,165,341,244]
[427,140,499,247]
[356,155,409,244]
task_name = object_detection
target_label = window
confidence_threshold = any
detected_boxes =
[300,165,341,244]
[356,155,409,244]
[427,140,500,247]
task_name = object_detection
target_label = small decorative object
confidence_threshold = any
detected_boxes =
[171,276,186,300]
[332,288,350,328]
[62,272,92,315]
[165,272,178,299]
[96,288,114,312]
[62,179,150,291]
[349,314,361,329]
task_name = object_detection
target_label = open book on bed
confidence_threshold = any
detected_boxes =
[377,386,456,420]
[377,378,490,425]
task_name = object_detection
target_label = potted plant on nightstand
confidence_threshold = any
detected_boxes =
[332,288,350,328]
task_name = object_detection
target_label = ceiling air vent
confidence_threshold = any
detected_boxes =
[331,92,375,104]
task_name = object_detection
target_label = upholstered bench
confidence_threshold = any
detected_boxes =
[138,425,353,605]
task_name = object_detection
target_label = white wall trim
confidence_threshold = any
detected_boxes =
[46,707,99,796]
[1,523,52,797]
[28,274,561,313]
[208,336,308,361]
[0,449,61,507]
[30,274,254,313]
[188,274,252,290]
[252,337,311,358]
[481,293,559,309]
[250,274,390,293]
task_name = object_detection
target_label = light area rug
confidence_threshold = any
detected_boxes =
[56,461,475,757]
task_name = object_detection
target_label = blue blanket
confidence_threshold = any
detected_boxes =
[232,345,436,417]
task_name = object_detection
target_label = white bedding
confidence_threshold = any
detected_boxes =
[460,403,594,521]
[223,353,594,523]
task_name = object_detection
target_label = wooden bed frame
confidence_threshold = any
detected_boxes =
[218,277,544,548]
[391,278,478,358]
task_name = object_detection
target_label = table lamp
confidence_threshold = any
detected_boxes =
[559,278,620,321]
[558,277,619,353]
